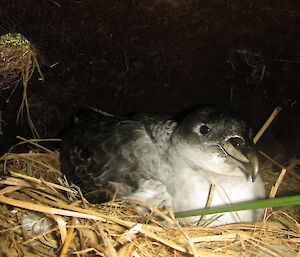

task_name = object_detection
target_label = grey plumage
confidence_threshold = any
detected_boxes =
[60,106,266,226]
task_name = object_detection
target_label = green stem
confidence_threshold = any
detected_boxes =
[32,56,44,82]
[174,195,300,219]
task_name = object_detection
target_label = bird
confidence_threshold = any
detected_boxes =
[60,106,266,226]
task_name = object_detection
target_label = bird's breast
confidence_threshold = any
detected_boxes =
[165,165,265,225]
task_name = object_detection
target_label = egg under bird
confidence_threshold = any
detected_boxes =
[60,106,266,226]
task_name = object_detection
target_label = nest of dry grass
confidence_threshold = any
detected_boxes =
[0,33,36,91]
[0,140,299,257]
[0,33,43,137]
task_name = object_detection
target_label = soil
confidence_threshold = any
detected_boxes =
[0,0,299,196]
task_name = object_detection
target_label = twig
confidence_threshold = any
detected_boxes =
[197,184,215,225]
[258,151,285,169]
[60,217,76,257]
[269,168,287,198]
[0,111,3,136]
[264,168,287,220]
[253,106,282,144]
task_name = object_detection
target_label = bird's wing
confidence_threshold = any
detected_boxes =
[61,115,159,203]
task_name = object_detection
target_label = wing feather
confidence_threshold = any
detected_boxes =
[60,115,158,202]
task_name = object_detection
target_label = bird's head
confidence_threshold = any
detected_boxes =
[171,106,259,181]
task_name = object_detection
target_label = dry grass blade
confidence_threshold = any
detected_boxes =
[59,217,76,257]
[269,168,287,198]
[264,168,287,221]
[14,136,61,153]
[98,224,119,257]
[253,106,282,144]
[9,172,72,192]
[2,153,62,175]
[0,194,106,221]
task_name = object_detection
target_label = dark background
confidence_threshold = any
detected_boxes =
[0,0,299,163]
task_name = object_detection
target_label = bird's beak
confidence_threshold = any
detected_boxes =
[222,141,259,182]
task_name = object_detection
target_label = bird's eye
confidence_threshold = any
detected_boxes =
[228,137,244,148]
[199,125,210,135]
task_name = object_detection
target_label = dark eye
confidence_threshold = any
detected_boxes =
[199,125,210,135]
[228,137,244,148]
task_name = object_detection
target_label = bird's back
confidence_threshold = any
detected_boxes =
[60,111,172,202]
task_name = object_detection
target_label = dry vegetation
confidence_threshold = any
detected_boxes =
[0,33,42,138]
[0,139,299,257]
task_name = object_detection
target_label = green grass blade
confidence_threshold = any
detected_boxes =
[174,195,300,219]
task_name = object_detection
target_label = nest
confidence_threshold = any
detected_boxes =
[0,140,299,257]
[0,33,43,137]
[0,33,36,91]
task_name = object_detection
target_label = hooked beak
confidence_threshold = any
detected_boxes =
[222,141,259,182]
